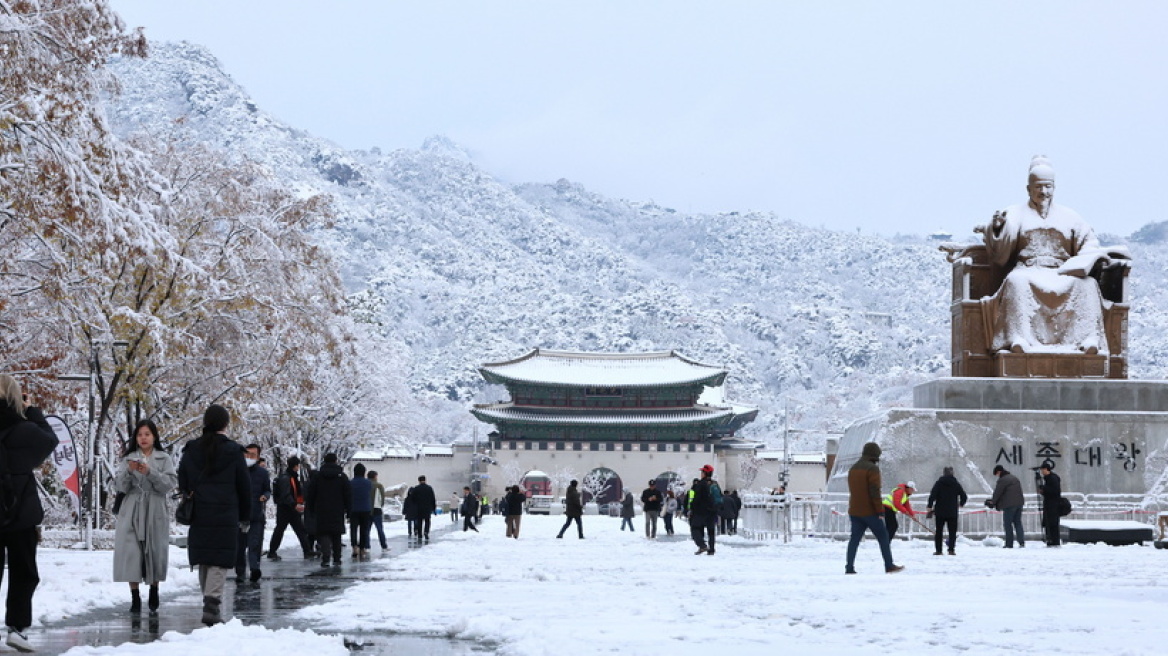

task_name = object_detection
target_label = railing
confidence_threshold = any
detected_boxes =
[740,493,1168,541]
[738,493,823,542]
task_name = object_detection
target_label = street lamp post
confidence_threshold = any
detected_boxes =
[781,400,797,543]
[58,338,129,550]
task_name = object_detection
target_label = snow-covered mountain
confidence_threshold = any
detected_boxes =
[104,41,1168,447]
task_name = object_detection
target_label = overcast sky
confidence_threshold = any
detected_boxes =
[110,1,1167,238]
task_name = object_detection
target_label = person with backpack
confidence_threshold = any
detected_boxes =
[689,464,721,555]
[0,375,59,652]
[926,467,968,556]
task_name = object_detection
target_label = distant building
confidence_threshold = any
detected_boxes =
[468,349,759,504]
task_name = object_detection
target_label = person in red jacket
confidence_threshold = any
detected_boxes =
[882,481,917,540]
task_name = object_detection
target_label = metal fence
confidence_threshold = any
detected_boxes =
[740,492,1168,542]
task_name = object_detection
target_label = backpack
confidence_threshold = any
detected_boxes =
[709,481,724,507]
[272,474,290,505]
[1058,497,1073,517]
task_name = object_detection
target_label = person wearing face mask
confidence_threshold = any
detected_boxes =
[235,444,270,583]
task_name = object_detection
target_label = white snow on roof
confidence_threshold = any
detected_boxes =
[480,349,727,387]
[756,451,828,464]
[420,445,454,457]
[472,404,733,426]
[351,445,415,460]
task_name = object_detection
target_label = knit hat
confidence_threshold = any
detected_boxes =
[992,465,1005,475]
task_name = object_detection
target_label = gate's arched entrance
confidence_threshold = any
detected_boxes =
[522,470,551,496]
[581,467,622,507]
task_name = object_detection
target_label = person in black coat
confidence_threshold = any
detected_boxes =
[504,485,527,539]
[235,444,270,582]
[459,486,480,532]
[411,475,437,541]
[305,453,351,566]
[0,375,59,653]
[690,465,720,555]
[267,456,312,560]
[177,404,250,626]
[1038,461,1062,546]
[926,467,968,555]
[402,487,418,539]
[556,480,584,539]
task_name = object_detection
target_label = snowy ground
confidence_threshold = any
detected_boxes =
[11,515,1168,655]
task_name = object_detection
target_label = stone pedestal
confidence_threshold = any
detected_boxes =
[825,378,1168,502]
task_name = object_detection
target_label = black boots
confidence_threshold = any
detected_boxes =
[130,589,141,613]
[148,585,159,612]
[201,596,222,626]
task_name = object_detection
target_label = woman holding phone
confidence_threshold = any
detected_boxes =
[112,419,178,613]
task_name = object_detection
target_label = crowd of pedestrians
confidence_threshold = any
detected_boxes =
[0,379,1074,653]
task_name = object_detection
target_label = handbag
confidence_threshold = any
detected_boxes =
[111,492,126,516]
[175,492,194,525]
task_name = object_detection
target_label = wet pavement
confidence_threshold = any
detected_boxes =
[36,526,494,655]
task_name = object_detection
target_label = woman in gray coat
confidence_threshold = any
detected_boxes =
[113,419,178,613]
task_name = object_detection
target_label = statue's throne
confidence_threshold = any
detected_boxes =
[943,244,1130,379]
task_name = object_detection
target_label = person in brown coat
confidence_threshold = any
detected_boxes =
[844,442,903,574]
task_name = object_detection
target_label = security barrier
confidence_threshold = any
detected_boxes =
[739,492,1168,542]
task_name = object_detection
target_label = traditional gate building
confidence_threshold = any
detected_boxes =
[468,349,759,504]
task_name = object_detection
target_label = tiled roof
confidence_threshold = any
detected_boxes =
[470,403,734,426]
[479,349,727,388]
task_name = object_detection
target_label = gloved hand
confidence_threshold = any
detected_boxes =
[926,510,934,519]
[984,500,995,509]
[239,521,250,533]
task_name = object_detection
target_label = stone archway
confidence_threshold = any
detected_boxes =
[581,467,622,507]
[655,471,684,496]
[522,470,551,496]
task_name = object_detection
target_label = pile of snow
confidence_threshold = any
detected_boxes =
[63,620,348,655]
